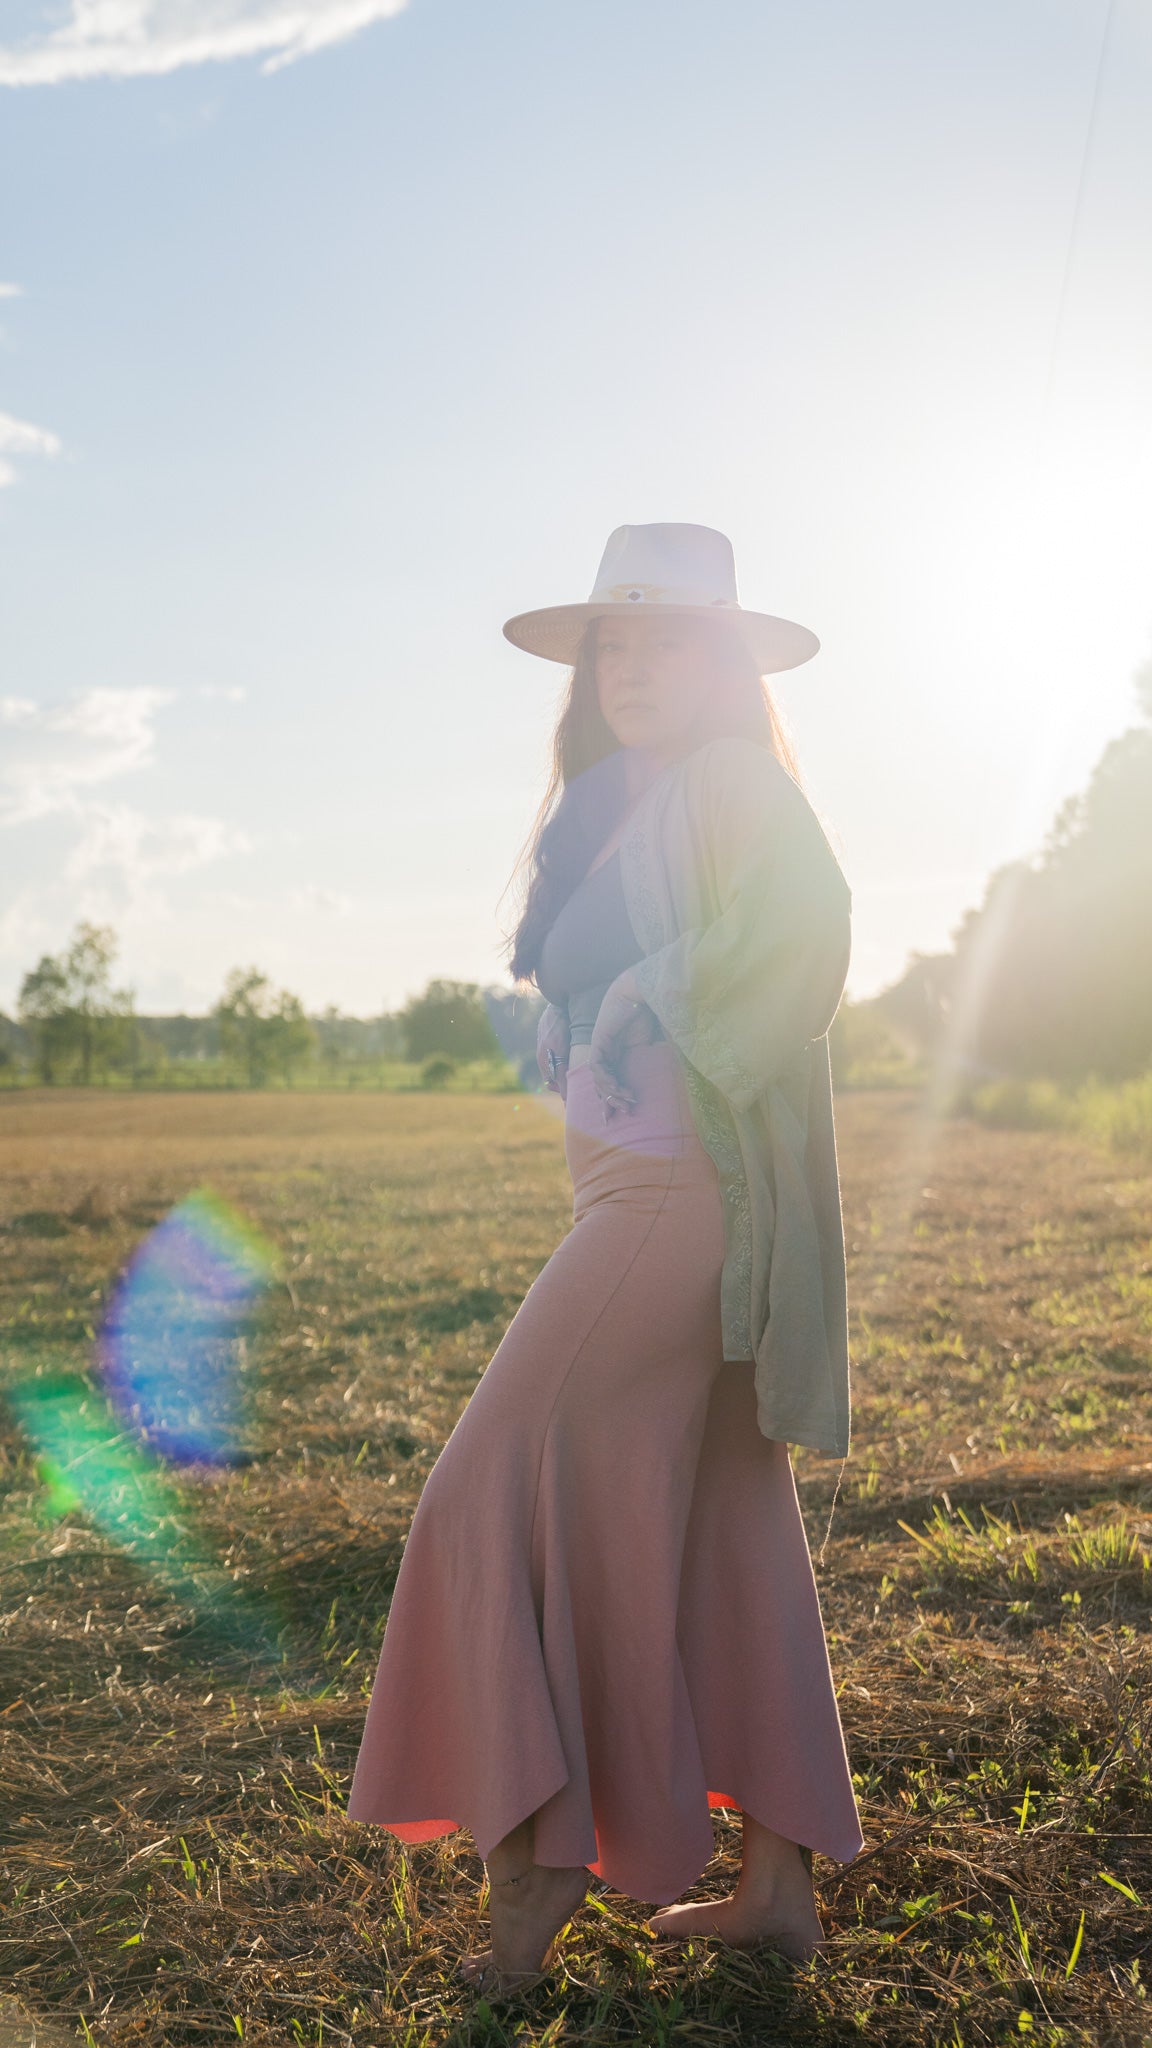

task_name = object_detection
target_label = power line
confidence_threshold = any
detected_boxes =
[1043,0,1118,413]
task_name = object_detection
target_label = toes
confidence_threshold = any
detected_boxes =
[459,1961,547,2001]
[647,1909,702,1944]
[458,1950,493,1985]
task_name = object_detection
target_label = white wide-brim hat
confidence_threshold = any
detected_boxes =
[503,522,819,673]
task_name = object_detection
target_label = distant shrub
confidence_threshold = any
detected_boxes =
[420,1054,456,1090]
[830,999,921,1089]
[1077,1071,1152,1161]
[968,1068,1152,1164]
[970,1077,1076,1131]
[401,981,501,1063]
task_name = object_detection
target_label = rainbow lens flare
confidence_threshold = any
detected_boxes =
[97,1189,276,1467]
[6,1189,285,1663]
[8,1371,284,1661]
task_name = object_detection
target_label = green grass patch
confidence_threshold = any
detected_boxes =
[0,1090,1149,2045]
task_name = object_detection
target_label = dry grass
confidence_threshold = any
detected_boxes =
[1,1086,1150,2047]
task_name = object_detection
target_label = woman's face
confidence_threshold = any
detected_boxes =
[594,612,726,759]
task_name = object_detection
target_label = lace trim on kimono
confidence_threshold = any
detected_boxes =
[639,977,762,1108]
[683,1060,754,1359]
[623,818,754,1361]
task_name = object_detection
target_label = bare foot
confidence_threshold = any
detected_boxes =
[458,1949,546,2001]
[460,1863,589,1997]
[648,1844,825,1961]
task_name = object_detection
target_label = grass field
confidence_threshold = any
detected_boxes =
[1,1087,1149,2047]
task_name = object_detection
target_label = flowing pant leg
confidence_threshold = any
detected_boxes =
[347,1040,863,1901]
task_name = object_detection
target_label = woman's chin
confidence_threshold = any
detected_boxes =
[612,717,679,754]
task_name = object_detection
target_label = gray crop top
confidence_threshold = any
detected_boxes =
[535,850,665,1048]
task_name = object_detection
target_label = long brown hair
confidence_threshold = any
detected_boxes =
[502,615,802,986]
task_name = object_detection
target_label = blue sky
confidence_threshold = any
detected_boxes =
[2,0,1150,1017]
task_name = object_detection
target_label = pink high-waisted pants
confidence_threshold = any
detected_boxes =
[347,1037,863,1903]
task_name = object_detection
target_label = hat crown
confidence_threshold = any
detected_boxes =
[501,519,819,672]
[589,523,740,612]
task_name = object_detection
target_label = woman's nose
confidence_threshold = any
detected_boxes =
[618,651,651,687]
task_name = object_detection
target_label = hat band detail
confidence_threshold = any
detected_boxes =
[595,583,738,609]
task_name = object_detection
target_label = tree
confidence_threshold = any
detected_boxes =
[315,1004,341,1084]
[828,997,915,1087]
[17,924,135,1084]
[265,991,313,1084]
[925,680,1152,1083]
[398,979,502,1063]
[65,924,135,1084]
[215,968,315,1086]
[478,983,548,1087]
[871,950,954,1063]
[18,953,71,1083]
[863,653,1152,1090]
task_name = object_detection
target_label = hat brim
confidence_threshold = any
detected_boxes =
[502,601,819,674]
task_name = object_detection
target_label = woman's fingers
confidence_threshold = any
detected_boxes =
[588,987,645,1113]
[587,1045,636,1114]
[536,1004,571,1091]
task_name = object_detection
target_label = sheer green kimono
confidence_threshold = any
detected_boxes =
[615,736,852,1456]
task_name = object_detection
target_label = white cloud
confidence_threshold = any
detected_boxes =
[289,883,351,915]
[66,805,251,885]
[0,809,251,991]
[0,408,62,488]
[0,690,254,999]
[0,893,55,975]
[0,283,24,299]
[199,683,247,702]
[0,689,170,822]
[0,0,410,86]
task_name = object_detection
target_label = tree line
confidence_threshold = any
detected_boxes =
[9,661,1150,1098]
[845,658,1152,1088]
[2,929,543,1089]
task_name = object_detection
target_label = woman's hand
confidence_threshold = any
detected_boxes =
[587,969,655,1118]
[536,1002,571,1101]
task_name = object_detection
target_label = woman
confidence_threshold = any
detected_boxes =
[347,523,864,1995]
